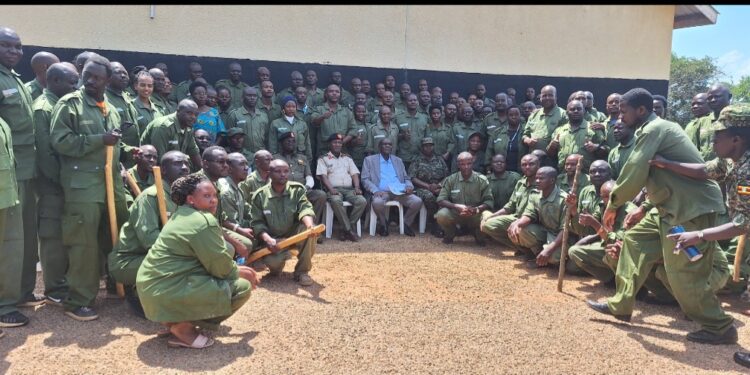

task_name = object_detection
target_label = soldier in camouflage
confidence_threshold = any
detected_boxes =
[408,137,450,236]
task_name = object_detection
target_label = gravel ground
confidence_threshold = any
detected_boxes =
[2,233,750,374]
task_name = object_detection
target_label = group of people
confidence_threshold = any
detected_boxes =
[1,26,750,366]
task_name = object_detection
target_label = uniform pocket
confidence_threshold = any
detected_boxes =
[648,186,671,205]
[61,213,87,246]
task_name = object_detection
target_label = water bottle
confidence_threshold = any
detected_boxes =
[668,226,703,262]
[236,257,246,266]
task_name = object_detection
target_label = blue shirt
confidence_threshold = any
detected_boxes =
[378,154,400,192]
[193,107,226,142]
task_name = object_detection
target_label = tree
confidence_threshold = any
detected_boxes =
[668,53,724,126]
[731,76,750,103]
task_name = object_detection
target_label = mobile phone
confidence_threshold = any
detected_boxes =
[119,121,135,134]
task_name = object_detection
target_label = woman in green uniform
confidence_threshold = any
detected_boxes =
[136,174,258,349]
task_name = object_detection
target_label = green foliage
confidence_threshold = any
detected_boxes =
[731,76,750,103]
[668,53,724,126]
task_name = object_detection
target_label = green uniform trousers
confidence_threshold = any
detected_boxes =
[569,241,615,282]
[19,179,38,301]
[654,248,731,297]
[37,187,68,300]
[255,223,315,277]
[194,278,252,331]
[435,208,484,239]
[716,212,750,292]
[480,213,518,249]
[513,224,583,273]
[107,252,143,287]
[0,205,23,316]
[607,209,734,335]
[61,201,127,310]
[307,189,327,226]
[327,187,367,232]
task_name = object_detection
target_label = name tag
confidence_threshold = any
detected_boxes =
[2,88,18,98]
[238,120,247,124]
[399,123,409,128]
[81,120,94,125]
[374,135,385,139]
[168,140,178,144]
[278,127,288,132]
[137,116,144,120]
[487,125,496,130]
[494,138,503,144]
[116,108,124,112]
[582,200,590,205]
[515,191,522,196]
[456,134,464,139]
[451,189,460,193]
[263,210,271,215]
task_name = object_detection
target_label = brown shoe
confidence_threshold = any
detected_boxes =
[346,230,360,242]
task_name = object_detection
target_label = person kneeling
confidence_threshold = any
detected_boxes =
[136,174,259,349]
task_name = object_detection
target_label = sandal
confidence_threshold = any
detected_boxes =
[156,328,172,338]
[168,334,214,349]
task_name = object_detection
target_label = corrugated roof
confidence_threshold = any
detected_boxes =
[674,5,718,29]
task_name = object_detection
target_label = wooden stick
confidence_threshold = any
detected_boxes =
[246,224,325,264]
[105,146,125,298]
[124,169,142,197]
[558,157,583,292]
[734,234,747,282]
[152,166,168,226]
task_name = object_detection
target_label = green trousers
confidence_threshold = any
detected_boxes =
[194,278,252,330]
[607,209,734,335]
[61,200,127,310]
[654,248,731,296]
[256,223,315,277]
[716,212,750,292]
[37,185,68,300]
[0,204,23,316]
[107,251,145,286]
[514,224,583,273]
[569,241,615,282]
[480,213,519,248]
[18,179,38,301]
[435,208,485,239]
[327,188,367,232]
[307,189,327,226]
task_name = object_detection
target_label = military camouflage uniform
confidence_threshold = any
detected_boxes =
[408,152,450,215]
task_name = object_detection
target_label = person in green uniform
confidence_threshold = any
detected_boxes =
[258,80,281,123]
[344,103,369,170]
[137,174,258,349]
[522,85,568,155]
[148,68,175,114]
[480,153,541,252]
[683,93,711,132]
[547,99,606,171]
[272,132,326,229]
[583,91,607,123]
[50,54,129,321]
[317,133,367,242]
[223,127,254,163]
[109,151,189,305]
[125,145,157,201]
[587,88,736,345]
[366,106,399,155]
[451,131,485,173]
[436,152,493,246]
[0,27,45,309]
[250,67,271,91]
[216,86,233,124]
[250,159,319,286]
[24,51,59,100]
[653,94,667,118]
[485,105,525,173]
[486,154,522,211]
[340,77,360,108]
[0,114,26,328]
[600,93,622,150]
[395,83,411,111]
[194,129,211,156]
[269,96,312,160]
[239,149,272,198]
[214,62,248,110]
[217,152,261,269]
[452,105,482,154]
[304,70,325,108]
[607,119,635,180]
[225,86,270,166]
[409,137,450,237]
[140,98,202,171]
[275,71,304,106]
[395,93,429,170]
[131,71,164,138]
[368,90,400,125]
[425,105,454,163]
[687,84,732,162]
[565,160,612,239]
[417,91,432,116]
[169,61,202,104]
[556,154,591,193]
[311,84,355,159]
[106,61,140,167]
[521,101,536,122]
[32,62,79,307]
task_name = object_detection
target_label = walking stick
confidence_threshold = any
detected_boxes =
[246,224,325,264]
[152,166,168,226]
[557,157,583,292]
[734,235,747,282]
[121,163,142,197]
[105,145,125,298]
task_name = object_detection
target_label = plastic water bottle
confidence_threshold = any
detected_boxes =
[668,226,703,262]
[236,257,246,266]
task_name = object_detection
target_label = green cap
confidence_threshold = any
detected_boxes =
[227,127,245,137]
[712,103,750,131]
[421,137,434,145]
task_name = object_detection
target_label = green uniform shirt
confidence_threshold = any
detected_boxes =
[50,88,126,203]
[224,146,254,165]
[684,112,717,162]
[551,120,605,171]
[503,176,537,215]
[437,171,493,208]
[603,115,619,149]
[556,172,590,194]
[0,64,36,180]
[273,152,311,185]
[585,107,607,123]
[132,96,164,138]
[366,120,399,155]
[452,121,482,154]
[608,113,725,225]
[482,112,509,140]
[484,123,525,165]
[706,150,750,231]
[106,87,141,150]
[250,181,315,238]
[607,136,635,180]
[225,106,270,154]
[523,105,568,151]
[570,184,602,237]
[218,176,251,227]
[113,180,176,260]
[487,170,522,211]
[306,87,325,108]
[137,204,239,323]
[425,121,455,158]
[140,112,200,160]
[214,79,249,110]
[311,103,355,156]
[239,170,269,200]
[346,120,369,168]
[0,116,18,209]
[258,101,282,123]
[24,78,43,101]
[408,153,449,186]
[268,116,312,160]
[275,86,299,106]
[522,185,568,234]
[127,165,154,193]
[151,93,175,114]
[33,89,61,188]
[394,111,429,163]
[169,80,193,104]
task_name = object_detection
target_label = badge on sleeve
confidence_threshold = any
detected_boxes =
[738,185,750,196]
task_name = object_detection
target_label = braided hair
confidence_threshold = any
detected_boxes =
[170,174,208,206]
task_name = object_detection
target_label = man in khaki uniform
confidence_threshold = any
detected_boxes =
[311,84,355,159]
[522,85,568,155]
[214,62,248,110]
[225,87,270,167]
[24,51,59,100]
[169,61,202,103]
[106,61,140,167]
[395,93,429,169]
[140,99,202,170]
[125,145,157,202]
[547,99,606,171]
[240,149,273,198]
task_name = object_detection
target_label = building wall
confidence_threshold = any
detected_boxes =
[0,5,674,107]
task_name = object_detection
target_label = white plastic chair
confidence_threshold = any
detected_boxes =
[369,200,404,236]
[325,201,362,239]
[419,205,427,234]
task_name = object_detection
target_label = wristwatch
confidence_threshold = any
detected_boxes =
[698,231,705,241]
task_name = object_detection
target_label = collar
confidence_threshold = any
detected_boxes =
[541,185,561,203]
[459,171,477,182]
[619,135,635,149]
[42,89,60,104]
[0,64,18,77]
[379,154,392,163]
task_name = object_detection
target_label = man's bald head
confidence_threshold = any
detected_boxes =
[269,159,289,171]
[457,151,474,162]
[74,51,96,73]
[46,62,79,98]
[538,166,557,179]
[177,98,198,111]
[30,51,59,79]
[254,149,272,162]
